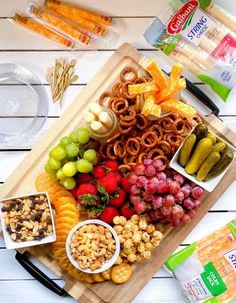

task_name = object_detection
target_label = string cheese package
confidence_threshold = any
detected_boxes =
[164,219,236,303]
[144,0,236,103]
[9,0,115,50]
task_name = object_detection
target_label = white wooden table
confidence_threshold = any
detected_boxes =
[1,1,236,302]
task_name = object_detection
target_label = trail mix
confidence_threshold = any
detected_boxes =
[1,194,53,243]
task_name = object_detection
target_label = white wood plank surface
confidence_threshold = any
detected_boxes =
[1,0,236,302]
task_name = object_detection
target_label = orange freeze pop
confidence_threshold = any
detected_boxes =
[45,0,112,26]
[30,5,90,45]
[13,13,74,48]
[45,0,106,36]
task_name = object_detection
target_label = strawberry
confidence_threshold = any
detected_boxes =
[87,205,105,219]
[109,188,126,207]
[97,172,118,194]
[105,160,118,172]
[121,203,135,219]
[115,173,122,185]
[100,206,119,224]
[77,183,98,196]
[121,176,132,193]
[71,187,79,198]
[76,173,93,185]
[93,165,106,179]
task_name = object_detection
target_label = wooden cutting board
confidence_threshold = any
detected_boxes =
[1,43,236,303]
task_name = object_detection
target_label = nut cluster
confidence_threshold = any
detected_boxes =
[70,224,116,271]
[1,195,53,243]
[113,214,163,263]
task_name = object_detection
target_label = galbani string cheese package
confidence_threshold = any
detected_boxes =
[144,0,236,103]
[164,219,236,303]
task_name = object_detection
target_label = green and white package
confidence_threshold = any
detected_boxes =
[164,219,236,303]
[143,0,236,102]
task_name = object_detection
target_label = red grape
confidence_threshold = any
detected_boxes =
[172,205,184,219]
[171,218,181,227]
[188,209,197,219]
[134,164,145,175]
[149,177,159,186]
[134,201,146,213]
[145,181,157,194]
[184,183,192,191]
[157,180,169,193]
[191,186,204,199]
[182,214,191,223]
[183,198,195,210]
[169,181,181,195]
[145,165,156,177]
[166,177,173,185]
[163,195,175,207]
[161,206,172,217]
[153,159,164,171]
[130,195,141,204]
[128,173,138,184]
[175,191,185,202]
[181,186,191,198]
[143,158,153,167]
[194,199,201,209]
[152,196,163,209]
[137,176,148,188]
[157,172,167,181]
[173,172,185,185]
[130,184,141,195]
[143,192,153,202]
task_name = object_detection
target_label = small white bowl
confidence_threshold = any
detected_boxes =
[0,192,56,249]
[66,219,120,274]
[170,126,236,192]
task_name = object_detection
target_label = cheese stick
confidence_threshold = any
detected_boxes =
[99,111,113,128]
[206,3,236,33]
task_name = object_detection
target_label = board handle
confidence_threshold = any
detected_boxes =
[185,79,219,117]
[15,251,67,297]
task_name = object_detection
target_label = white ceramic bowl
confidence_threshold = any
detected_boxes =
[66,219,120,274]
[0,192,56,249]
[170,126,236,192]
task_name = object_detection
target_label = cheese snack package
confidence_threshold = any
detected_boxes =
[144,0,236,103]
[164,219,236,303]
[10,12,76,49]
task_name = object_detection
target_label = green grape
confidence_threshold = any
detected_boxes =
[56,168,66,180]
[83,149,97,165]
[60,136,72,147]
[65,142,79,158]
[77,127,89,144]
[50,145,66,160]
[62,161,77,177]
[69,132,80,143]
[77,159,93,173]
[62,177,76,190]
[45,164,56,174]
[47,157,61,170]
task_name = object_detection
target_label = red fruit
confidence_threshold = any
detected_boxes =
[172,205,184,219]
[77,183,98,196]
[134,201,146,213]
[77,173,93,185]
[163,195,175,207]
[71,187,79,198]
[109,188,126,207]
[121,176,132,193]
[97,172,118,194]
[157,180,169,193]
[105,160,118,172]
[169,181,181,195]
[93,165,106,179]
[100,206,119,224]
[191,186,204,199]
[121,203,135,219]
[134,164,145,175]
[115,173,122,185]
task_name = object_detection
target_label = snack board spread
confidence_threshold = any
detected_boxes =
[165,219,236,303]
[1,44,236,302]
[144,0,236,103]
